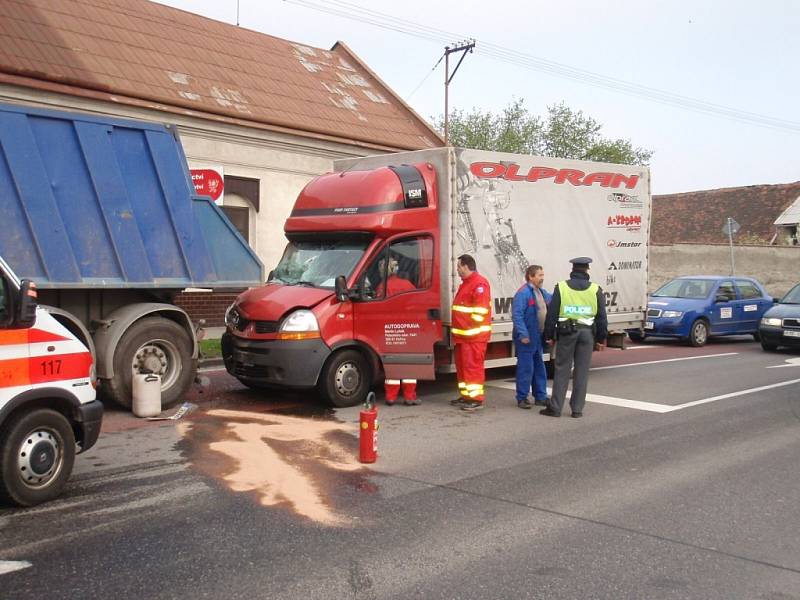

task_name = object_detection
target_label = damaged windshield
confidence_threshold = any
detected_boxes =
[269,239,370,288]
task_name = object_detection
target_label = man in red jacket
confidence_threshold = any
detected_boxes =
[450,254,492,412]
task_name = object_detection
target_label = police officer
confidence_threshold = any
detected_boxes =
[541,257,607,418]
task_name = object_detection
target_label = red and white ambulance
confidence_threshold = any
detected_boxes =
[0,257,102,506]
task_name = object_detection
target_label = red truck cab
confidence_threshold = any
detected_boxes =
[222,163,443,406]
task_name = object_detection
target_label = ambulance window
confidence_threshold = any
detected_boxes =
[0,277,8,327]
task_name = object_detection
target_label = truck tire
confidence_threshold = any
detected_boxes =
[0,409,76,507]
[760,340,778,351]
[106,317,194,410]
[628,331,645,343]
[688,319,709,347]
[319,349,371,408]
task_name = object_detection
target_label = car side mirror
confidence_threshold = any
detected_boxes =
[714,294,730,303]
[267,269,275,283]
[773,297,779,303]
[15,279,37,329]
[334,275,349,303]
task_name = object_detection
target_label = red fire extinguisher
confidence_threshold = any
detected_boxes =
[359,391,378,464]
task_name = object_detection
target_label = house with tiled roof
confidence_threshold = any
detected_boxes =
[652,182,800,246]
[0,0,442,322]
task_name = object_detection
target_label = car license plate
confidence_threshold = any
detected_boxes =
[784,330,800,338]
[644,321,654,330]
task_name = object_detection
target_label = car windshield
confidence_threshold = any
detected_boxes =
[781,283,800,304]
[269,239,370,288]
[652,278,713,299]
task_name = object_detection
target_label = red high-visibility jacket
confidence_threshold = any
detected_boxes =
[451,272,492,343]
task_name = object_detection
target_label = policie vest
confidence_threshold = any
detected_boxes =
[557,281,599,326]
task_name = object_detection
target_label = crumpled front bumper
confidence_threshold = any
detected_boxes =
[221,332,331,388]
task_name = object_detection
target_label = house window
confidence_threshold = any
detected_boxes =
[221,205,249,243]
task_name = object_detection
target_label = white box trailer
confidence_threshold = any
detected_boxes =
[336,147,650,367]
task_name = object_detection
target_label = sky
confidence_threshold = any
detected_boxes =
[154,0,799,195]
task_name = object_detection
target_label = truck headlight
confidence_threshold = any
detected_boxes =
[761,317,782,327]
[225,304,241,329]
[278,309,320,340]
[662,310,683,318]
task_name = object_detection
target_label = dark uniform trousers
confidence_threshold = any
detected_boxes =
[550,326,594,415]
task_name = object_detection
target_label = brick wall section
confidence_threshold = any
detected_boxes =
[652,181,800,244]
[175,290,245,326]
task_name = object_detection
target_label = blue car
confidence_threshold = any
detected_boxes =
[629,276,775,347]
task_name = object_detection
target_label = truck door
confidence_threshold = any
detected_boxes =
[352,236,441,380]
[709,280,737,334]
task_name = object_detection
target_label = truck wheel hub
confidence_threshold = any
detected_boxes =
[334,362,360,396]
[17,430,60,486]
[132,339,181,390]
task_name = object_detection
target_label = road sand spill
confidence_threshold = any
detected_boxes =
[177,409,362,526]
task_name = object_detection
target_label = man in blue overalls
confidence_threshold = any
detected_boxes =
[512,265,552,409]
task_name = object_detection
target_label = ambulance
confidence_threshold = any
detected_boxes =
[0,257,102,506]
[222,147,651,407]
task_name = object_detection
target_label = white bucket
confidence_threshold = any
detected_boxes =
[132,372,162,418]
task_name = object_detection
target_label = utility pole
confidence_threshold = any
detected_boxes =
[443,40,475,146]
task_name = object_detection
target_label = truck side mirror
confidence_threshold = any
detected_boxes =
[334,275,349,303]
[15,279,38,328]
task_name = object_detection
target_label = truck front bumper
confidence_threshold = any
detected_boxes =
[221,332,331,388]
[75,399,104,453]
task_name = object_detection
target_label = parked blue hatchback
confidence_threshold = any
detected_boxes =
[629,276,775,346]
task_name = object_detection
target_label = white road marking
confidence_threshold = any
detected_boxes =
[590,352,738,371]
[766,357,800,369]
[0,560,32,575]
[623,345,664,350]
[669,378,800,410]
[486,380,673,413]
[486,375,800,414]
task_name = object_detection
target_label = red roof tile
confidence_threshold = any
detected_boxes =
[652,182,800,244]
[0,0,442,150]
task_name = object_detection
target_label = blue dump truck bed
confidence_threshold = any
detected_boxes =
[0,102,262,289]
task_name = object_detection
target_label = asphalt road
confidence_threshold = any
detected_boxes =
[2,338,800,599]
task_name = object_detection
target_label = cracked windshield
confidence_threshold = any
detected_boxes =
[269,239,369,288]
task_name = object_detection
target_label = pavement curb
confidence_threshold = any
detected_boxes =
[198,357,225,369]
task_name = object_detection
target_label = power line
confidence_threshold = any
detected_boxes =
[407,54,444,99]
[283,0,800,134]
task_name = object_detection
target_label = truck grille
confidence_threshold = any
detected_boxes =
[254,320,279,334]
[783,318,800,328]
[647,308,662,318]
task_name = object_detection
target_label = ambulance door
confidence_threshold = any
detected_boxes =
[352,235,441,380]
[0,270,29,396]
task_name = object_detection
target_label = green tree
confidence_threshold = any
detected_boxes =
[437,99,652,166]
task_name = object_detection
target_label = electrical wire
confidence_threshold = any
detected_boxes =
[283,0,800,133]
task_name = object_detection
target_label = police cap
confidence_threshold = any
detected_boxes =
[569,256,593,267]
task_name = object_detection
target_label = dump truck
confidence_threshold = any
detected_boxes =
[222,147,650,406]
[0,102,263,409]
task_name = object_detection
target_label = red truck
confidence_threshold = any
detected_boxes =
[222,148,651,406]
